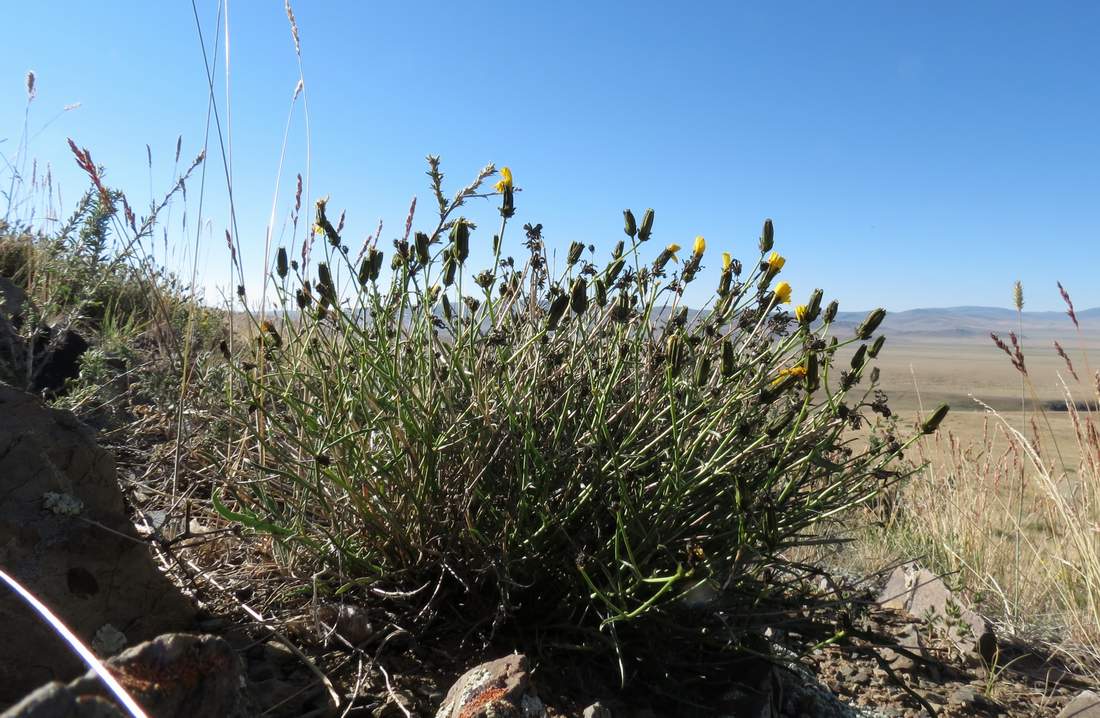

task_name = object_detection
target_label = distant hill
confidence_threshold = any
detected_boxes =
[831,306,1100,341]
[266,304,1100,343]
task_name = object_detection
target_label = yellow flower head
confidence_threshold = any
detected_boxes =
[693,235,706,256]
[666,243,681,263]
[722,252,732,271]
[494,166,513,192]
[767,250,786,272]
[795,304,809,322]
[771,364,808,386]
[774,281,792,304]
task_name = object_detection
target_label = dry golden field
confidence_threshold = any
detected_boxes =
[831,314,1100,665]
[863,327,1100,469]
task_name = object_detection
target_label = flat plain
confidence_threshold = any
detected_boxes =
[836,307,1100,469]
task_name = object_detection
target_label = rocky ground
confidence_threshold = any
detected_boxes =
[1,381,1097,717]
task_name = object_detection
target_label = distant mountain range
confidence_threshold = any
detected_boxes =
[831,306,1100,340]
[271,304,1100,342]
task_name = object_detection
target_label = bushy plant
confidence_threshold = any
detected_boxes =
[0,141,221,419]
[221,158,942,679]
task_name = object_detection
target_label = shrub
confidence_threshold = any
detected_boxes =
[0,145,222,420]
[220,158,931,681]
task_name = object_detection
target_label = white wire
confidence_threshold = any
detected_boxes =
[0,567,147,718]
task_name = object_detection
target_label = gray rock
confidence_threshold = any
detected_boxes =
[1060,690,1100,718]
[948,685,980,705]
[582,701,612,718]
[877,563,995,663]
[435,654,540,718]
[2,634,243,718]
[0,385,195,706]
[1,683,126,718]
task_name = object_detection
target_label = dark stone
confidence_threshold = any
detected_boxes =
[0,384,195,707]
[31,327,89,395]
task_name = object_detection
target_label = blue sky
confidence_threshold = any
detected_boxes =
[2,1,1098,311]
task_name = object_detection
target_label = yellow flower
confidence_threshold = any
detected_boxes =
[773,281,792,304]
[767,250,786,272]
[722,252,731,271]
[771,365,807,387]
[795,304,809,322]
[494,166,513,192]
[693,236,706,256]
[666,243,681,263]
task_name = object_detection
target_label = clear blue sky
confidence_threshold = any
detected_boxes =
[2,1,1098,311]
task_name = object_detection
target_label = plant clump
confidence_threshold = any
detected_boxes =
[219,158,932,687]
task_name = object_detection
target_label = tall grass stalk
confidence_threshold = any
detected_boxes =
[877,285,1100,675]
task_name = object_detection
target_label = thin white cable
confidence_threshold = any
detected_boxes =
[0,568,147,718]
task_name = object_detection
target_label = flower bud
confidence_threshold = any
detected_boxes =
[921,403,950,434]
[571,276,588,315]
[317,263,336,304]
[500,186,515,219]
[855,308,886,340]
[868,335,886,358]
[568,241,585,266]
[758,218,774,253]
[718,268,732,297]
[721,339,735,378]
[607,258,625,283]
[276,247,288,278]
[823,300,838,324]
[667,334,685,373]
[547,293,570,330]
[594,278,607,307]
[414,231,431,265]
[368,248,384,281]
[638,208,654,241]
[806,352,819,391]
[806,288,823,322]
[694,353,712,387]
[850,344,867,371]
[475,270,494,290]
[612,240,625,259]
[442,250,457,287]
[654,243,680,273]
[450,218,471,263]
[624,210,637,238]
[611,292,631,322]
